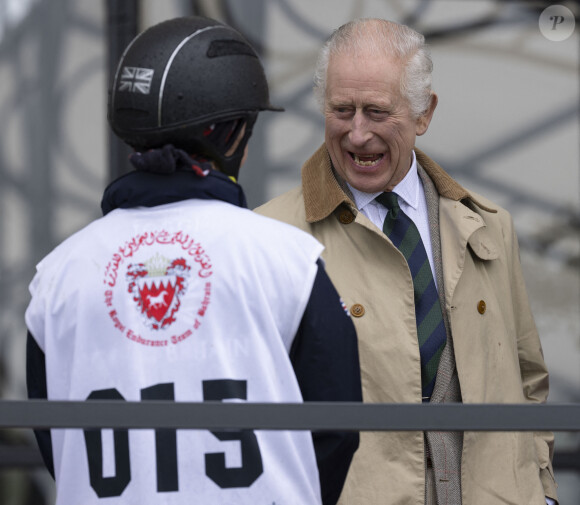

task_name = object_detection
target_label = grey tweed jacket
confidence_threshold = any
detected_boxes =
[420,164,463,505]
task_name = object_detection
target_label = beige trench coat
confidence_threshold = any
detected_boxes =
[255,144,558,505]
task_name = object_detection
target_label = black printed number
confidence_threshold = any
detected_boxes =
[84,389,131,498]
[203,379,264,488]
[83,381,263,498]
[141,383,178,492]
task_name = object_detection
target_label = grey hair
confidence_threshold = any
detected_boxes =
[313,18,433,118]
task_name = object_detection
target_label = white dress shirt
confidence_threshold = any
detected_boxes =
[347,151,437,289]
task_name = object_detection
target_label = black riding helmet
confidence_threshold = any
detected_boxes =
[108,16,282,178]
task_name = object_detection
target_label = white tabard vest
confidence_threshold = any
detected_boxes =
[26,199,325,505]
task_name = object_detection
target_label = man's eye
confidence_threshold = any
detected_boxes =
[333,107,353,118]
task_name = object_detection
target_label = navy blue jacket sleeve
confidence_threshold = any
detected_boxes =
[290,259,362,505]
[26,331,55,479]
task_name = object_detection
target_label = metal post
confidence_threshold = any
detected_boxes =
[106,0,140,182]
[223,0,268,208]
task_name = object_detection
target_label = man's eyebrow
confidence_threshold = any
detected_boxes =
[327,97,352,105]
[326,101,353,110]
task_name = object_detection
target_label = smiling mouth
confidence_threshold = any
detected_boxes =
[350,152,384,167]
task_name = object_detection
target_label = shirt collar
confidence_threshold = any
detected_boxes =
[347,150,420,211]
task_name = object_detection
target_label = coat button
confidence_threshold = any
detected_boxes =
[350,304,365,317]
[338,209,355,224]
[477,300,486,314]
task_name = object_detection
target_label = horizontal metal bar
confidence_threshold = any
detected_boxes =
[0,445,44,468]
[553,449,580,470]
[3,444,579,471]
[0,401,579,431]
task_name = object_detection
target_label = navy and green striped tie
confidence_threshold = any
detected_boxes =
[376,192,446,402]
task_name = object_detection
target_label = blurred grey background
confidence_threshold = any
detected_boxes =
[0,0,578,503]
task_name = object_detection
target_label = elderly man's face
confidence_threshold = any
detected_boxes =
[324,50,435,194]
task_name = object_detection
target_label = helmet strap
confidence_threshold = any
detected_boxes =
[212,113,257,179]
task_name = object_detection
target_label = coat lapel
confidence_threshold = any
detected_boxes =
[418,163,499,403]
[439,199,499,307]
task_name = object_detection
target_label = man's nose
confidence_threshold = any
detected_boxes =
[349,111,372,145]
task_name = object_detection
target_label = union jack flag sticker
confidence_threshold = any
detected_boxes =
[118,66,154,94]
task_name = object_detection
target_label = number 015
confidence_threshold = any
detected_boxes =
[83,380,263,498]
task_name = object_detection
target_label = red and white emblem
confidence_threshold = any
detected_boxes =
[126,253,191,330]
[104,229,212,346]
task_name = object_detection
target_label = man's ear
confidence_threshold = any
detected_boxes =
[416,92,438,136]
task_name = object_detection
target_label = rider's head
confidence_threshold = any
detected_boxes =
[108,16,282,179]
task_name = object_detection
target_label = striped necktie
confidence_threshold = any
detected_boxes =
[376,192,446,401]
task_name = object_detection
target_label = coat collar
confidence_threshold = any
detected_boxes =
[301,143,496,223]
